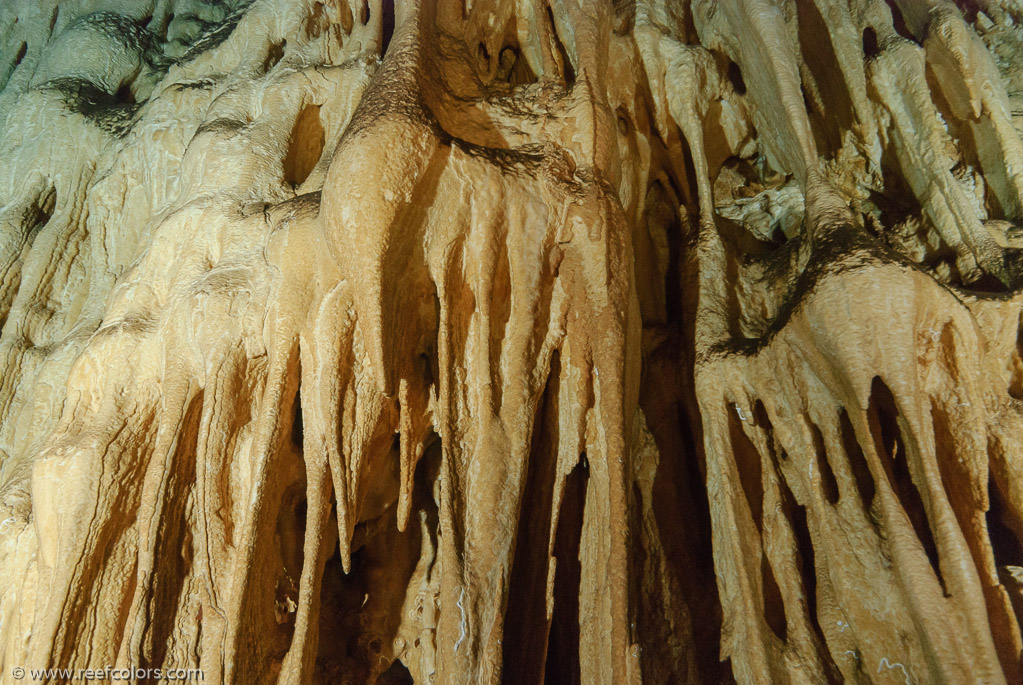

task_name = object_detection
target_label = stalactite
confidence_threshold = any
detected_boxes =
[2,0,1023,682]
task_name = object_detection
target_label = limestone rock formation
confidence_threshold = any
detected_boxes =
[2,0,1023,682]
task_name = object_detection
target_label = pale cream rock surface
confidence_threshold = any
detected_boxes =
[1,0,1023,683]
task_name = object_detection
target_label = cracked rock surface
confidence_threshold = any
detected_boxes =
[2,0,1023,682]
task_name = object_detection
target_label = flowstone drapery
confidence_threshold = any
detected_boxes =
[2,0,1023,682]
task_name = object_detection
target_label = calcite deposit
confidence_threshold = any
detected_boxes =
[2,0,1023,682]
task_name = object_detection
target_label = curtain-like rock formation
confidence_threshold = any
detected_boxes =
[1,0,1023,682]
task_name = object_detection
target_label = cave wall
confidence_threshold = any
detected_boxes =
[1,0,1023,682]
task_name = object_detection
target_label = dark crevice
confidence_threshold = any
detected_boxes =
[636,357,722,684]
[884,0,921,44]
[419,351,435,391]
[315,468,427,683]
[498,46,538,86]
[13,41,27,67]
[809,421,840,504]
[42,77,140,135]
[283,104,325,188]
[796,0,856,155]
[376,659,413,684]
[29,184,56,234]
[316,535,362,681]
[546,4,575,85]
[614,107,629,140]
[961,269,1014,294]
[789,501,818,617]
[930,399,976,558]
[756,412,790,647]
[146,391,204,668]
[503,351,559,684]
[1009,312,1023,399]
[728,403,764,534]
[544,453,588,685]
[381,0,395,56]
[113,81,136,106]
[489,246,511,412]
[870,161,933,268]
[761,553,787,642]
[0,41,27,92]
[954,0,982,22]
[1,181,56,327]
[677,403,710,557]
[988,471,1023,567]
[765,433,840,677]
[260,369,309,672]
[727,60,746,95]
[273,481,306,649]
[753,402,780,459]
[291,386,304,449]
[862,27,879,58]
[675,139,701,217]
[802,85,814,115]
[867,377,947,595]
[630,481,648,649]
[658,183,684,322]
[788,500,843,680]
[839,408,876,510]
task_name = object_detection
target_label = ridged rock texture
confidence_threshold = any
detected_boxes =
[2,0,1023,682]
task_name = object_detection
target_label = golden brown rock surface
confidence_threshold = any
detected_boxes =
[2,0,1023,682]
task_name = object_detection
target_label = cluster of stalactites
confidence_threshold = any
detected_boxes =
[0,0,1022,683]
